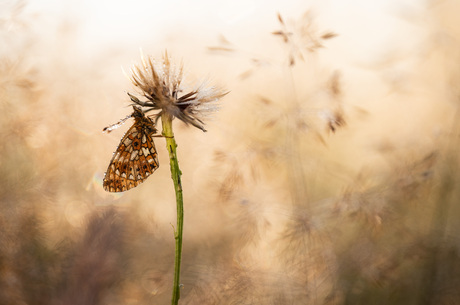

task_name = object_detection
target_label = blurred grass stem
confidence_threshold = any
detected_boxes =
[284,67,309,206]
[161,113,184,305]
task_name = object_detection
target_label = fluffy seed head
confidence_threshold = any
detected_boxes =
[127,51,228,131]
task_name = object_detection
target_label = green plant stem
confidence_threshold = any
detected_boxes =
[161,114,183,305]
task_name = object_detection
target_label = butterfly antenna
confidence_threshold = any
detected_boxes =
[102,113,134,133]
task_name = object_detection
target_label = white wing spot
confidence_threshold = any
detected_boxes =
[130,150,139,161]
[123,137,132,146]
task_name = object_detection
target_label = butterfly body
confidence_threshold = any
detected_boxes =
[103,106,159,192]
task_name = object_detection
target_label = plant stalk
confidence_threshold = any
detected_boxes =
[161,114,184,305]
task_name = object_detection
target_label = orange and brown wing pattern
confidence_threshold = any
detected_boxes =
[103,106,159,192]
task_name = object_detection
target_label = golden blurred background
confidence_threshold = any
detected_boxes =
[2,0,460,304]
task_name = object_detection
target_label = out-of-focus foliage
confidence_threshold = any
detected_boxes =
[1,1,460,304]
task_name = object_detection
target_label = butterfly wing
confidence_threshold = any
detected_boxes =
[103,117,159,192]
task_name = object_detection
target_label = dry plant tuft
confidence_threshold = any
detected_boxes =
[273,11,337,65]
[127,51,228,132]
[54,208,127,305]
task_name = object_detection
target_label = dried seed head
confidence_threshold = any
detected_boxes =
[127,51,228,132]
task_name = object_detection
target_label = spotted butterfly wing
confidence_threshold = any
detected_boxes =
[103,106,159,192]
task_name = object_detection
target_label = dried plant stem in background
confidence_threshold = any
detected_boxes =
[161,113,184,305]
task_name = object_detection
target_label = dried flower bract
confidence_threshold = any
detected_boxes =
[127,51,228,132]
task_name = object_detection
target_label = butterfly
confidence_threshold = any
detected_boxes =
[103,106,159,192]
